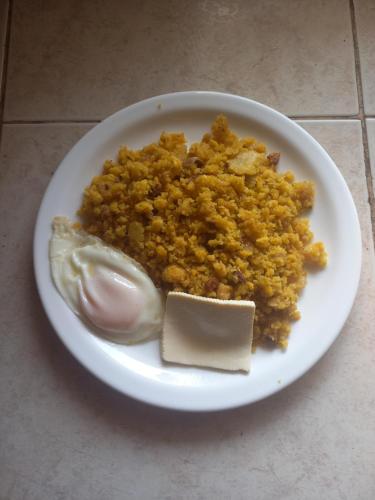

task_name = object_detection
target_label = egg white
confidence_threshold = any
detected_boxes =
[49,216,164,344]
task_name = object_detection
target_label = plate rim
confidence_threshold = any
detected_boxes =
[33,91,362,411]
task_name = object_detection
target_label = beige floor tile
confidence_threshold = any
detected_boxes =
[0,0,8,90]
[0,121,374,499]
[4,0,358,121]
[367,119,375,192]
[355,0,375,114]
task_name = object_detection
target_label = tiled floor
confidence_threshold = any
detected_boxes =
[368,119,375,193]
[355,0,375,114]
[3,0,359,120]
[0,0,8,87]
[1,1,375,499]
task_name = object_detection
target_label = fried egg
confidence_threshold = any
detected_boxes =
[49,216,163,344]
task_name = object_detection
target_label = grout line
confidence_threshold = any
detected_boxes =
[2,119,101,125]
[0,116,364,126]
[289,114,360,121]
[0,0,13,145]
[350,0,365,120]
[349,0,375,243]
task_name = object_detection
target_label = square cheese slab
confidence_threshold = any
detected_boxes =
[162,292,256,372]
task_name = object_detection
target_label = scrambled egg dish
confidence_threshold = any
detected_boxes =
[79,115,326,348]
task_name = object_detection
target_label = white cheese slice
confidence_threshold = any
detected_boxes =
[161,292,255,372]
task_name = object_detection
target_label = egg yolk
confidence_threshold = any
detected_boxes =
[78,268,145,333]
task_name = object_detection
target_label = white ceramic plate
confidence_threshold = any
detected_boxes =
[34,92,361,411]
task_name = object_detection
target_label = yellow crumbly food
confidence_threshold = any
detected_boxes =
[79,115,327,348]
